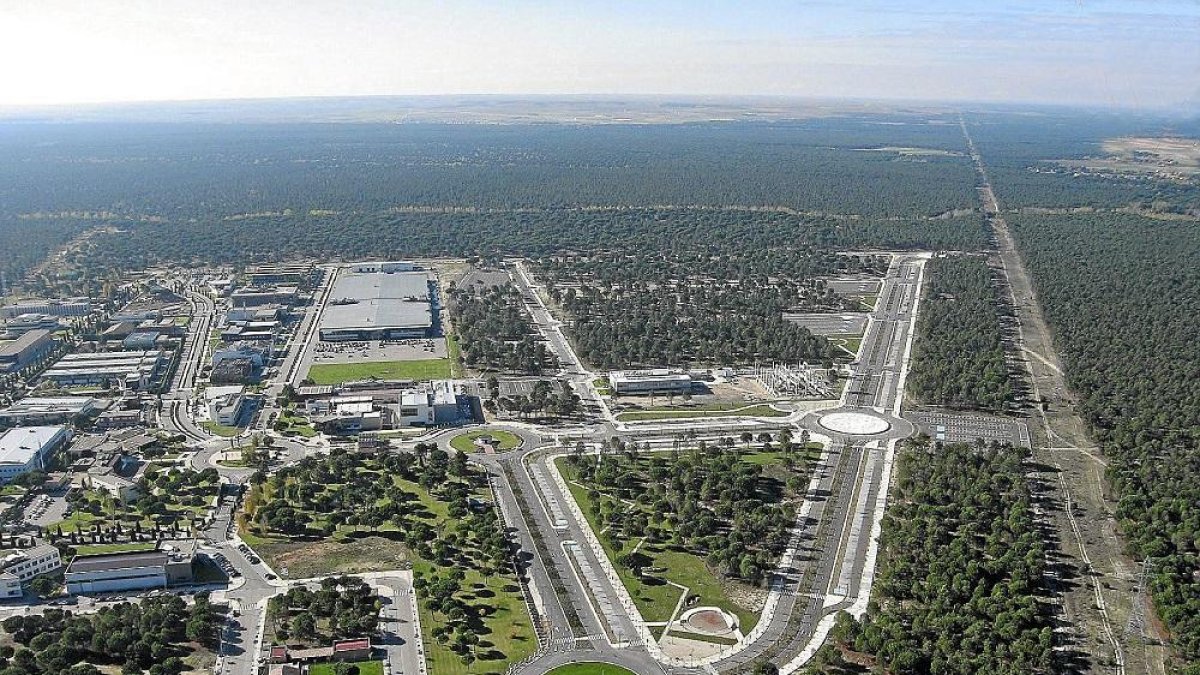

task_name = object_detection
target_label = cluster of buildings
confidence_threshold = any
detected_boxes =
[269,638,373,675]
[1,299,91,339]
[301,379,477,435]
[0,538,199,600]
[41,350,168,391]
[319,262,437,342]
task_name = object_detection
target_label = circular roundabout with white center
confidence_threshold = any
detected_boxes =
[818,411,892,436]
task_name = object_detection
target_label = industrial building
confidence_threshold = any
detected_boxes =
[64,540,195,594]
[0,426,72,483]
[245,263,320,287]
[318,270,436,342]
[609,369,694,395]
[231,287,298,307]
[1,299,91,319]
[0,544,63,598]
[0,329,55,372]
[2,313,61,337]
[348,260,418,273]
[0,397,96,427]
[42,351,166,391]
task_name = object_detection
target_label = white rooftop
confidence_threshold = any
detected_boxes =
[0,426,67,465]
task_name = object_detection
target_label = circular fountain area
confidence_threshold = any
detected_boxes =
[818,411,891,436]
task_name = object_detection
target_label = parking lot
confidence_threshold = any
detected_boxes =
[825,277,883,295]
[25,493,70,528]
[906,411,1032,447]
[310,337,446,364]
[784,312,870,335]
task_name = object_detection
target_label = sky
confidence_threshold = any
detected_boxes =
[1,0,1198,111]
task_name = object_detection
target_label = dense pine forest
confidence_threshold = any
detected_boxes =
[447,281,556,374]
[1006,212,1200,666]
[536,251,868,368]
[908,255,1014,411]
[812,442,1054,675]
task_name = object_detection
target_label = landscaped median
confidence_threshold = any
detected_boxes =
[614,403,789,422]
[549,440,820,653]
[545,663,639,675]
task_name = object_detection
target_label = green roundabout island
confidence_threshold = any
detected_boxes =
[546,663,640,675]
[449,428,523,453]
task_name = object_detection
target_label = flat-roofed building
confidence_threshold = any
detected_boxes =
[0,544,62,593]
[245,263,318,287]
[319,270,435,341]
[206,385,247,427]
[64,540,195,594]
[0,397,96,427]
[0,426,72,483]
[0,329,55,372]
[231,287,298,307]
[610,369,693,395]
[1,299,90,319]
[42,351,166,391]
[395,380,472,426]
[3,314,61,337]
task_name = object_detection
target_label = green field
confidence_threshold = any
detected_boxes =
[449,429,522,453]
[546,664,639,675]
[309,661,384,675]
[307,358,452,385]
[615,403,788,422]
[74,542,157,556]
[201,421,242,437]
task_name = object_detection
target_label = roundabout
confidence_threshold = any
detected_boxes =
[818,411,892,436]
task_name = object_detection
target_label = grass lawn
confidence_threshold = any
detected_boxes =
[307,358,452,385]
[616,403,787,422]
[449,429,522,453]
[446,333,464,378]
[310,661,384,675]
[592,377,613,396]
[201,421,242,437]
[556,458,763,634]
[74,542,157,556]
[546,664,639,675]
[829,334,864,357]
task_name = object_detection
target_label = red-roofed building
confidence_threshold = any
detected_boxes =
[333,638,372,661]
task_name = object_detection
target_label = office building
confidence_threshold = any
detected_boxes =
[3,314,61,337]
[206,386,247,427]
[1,299,90,319]
[610,369,694,395]
[64,540,195,594]
[0,544,63,596]
[395,381,473,426]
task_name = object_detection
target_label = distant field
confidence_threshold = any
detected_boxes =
[306,358,452,384]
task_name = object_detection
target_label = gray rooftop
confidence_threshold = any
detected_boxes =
[321,271,433,332]
[67,550,168,573]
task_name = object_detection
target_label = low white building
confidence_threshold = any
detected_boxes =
[609,369,693,395]
[395,380,471,426]
[65,540,195,595]
[0,544,63,596]
[88,472,144,503]
[0,397,96,427]
[206,386,247,427]
[0,426,72,483]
